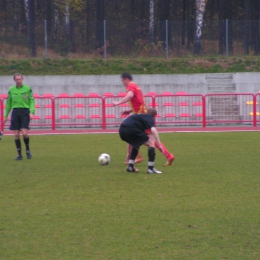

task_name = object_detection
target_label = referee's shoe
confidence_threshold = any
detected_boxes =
[26,150,32,159]
[15,155,23,160]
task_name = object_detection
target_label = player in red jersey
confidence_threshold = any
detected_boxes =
[113,72,175,166]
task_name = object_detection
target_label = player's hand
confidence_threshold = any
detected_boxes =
[30,114,34,120]
[3,118,7,125]
[121,110,131,116]
[112,101,119,106]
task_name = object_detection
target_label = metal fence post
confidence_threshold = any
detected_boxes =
[104,20,107,60]
[52,98,55,130]
[226,19,228,57]
[166,20,169,59]
[0,99,3,131]
[202,95,206,127]
[253,94,257,127]
[44,20,48,59]
[102,97,106,129]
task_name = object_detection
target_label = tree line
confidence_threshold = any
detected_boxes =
[0,0,260,57]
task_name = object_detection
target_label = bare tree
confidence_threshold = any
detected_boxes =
[95,0,104,50]
[46,0,52,34]
[24,0,36,57]
[53,0,59,45]
[61,0,70,55]
[244,0,250,55]
[149,0,154,43]
[194,0,207,54]
[181,0,187,45]
[218,0,224,54]
[13,0,20,36]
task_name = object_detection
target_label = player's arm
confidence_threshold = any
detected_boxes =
[4,92,12,123]
[29,89,35,118]
[121,109,132,116]
[150,127,164,153]
[113,91,134,106]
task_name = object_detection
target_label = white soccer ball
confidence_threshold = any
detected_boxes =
[98,153,110,166]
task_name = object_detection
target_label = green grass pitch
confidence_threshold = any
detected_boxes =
[0,132,260,260]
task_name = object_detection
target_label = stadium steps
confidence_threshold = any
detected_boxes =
[206,73,240,121]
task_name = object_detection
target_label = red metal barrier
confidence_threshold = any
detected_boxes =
[204,93,255,126]
[253,93,260,126]
[154,94,204,126]
[1,97,54,130]
[53,96,104,129]
[1,93,260,130]
[0,99,3,131]
[103,95,154,128]
[32,97,54,129]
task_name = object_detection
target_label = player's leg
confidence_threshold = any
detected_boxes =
[126,146,139,173]
[10,109,23,160]
[21,128,32,159]
[119,126,139,172]
[124,144,144,165]
[124,144,132,164]
[20,109,32,159]
[14,130,22,160]
[150,134,175,166]
[144,138,162,174]
[156,141,175,166]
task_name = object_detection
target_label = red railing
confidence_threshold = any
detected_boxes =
[1,92,260,130]
[53,96,105,129]
[154,94,204,126]
[254,93,260,126]
[0,98,3,131]
[204,93,255,127]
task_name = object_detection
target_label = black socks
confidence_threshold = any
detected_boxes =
[15,139,21,156]
[148,147,156,170]
[129,147,139,167]
[23,137,30,151]
[15,137,30,156]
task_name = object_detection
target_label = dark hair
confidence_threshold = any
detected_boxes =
[147,107,157,117]
[13,73,23,80]
[121,72,132,81]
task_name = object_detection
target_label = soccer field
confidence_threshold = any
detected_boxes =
[0,132,260,260]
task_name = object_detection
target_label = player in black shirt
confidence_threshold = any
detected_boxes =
[119,108,164,174]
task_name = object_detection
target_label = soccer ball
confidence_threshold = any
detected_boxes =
[98,153,110,165]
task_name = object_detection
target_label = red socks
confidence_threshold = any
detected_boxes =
[154,141,171,158]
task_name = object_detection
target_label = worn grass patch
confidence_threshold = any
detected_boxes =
[1,56,260,75]
[0,132,260,260]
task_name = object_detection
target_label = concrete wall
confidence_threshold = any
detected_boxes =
[0,72,259,95]
[234,73,260,93]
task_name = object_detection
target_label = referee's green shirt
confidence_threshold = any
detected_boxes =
[4,84,35,119]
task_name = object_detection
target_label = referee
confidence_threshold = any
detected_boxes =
[4,73,35,160]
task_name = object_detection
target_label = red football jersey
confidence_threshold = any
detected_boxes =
[126,82,147,114]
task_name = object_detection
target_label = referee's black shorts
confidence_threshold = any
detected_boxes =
[10,108,30,130]
[119,125,149,149]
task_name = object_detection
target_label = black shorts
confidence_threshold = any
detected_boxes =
[10,108,30,130]
[119,125,149,149]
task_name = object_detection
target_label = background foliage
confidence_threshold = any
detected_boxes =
[1,0,260,58]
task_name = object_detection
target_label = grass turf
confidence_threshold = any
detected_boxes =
[1,56,260,75]
[0,132,260,260]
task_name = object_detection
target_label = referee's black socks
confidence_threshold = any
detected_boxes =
[15,139,21,156]
[23,137,30,151]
